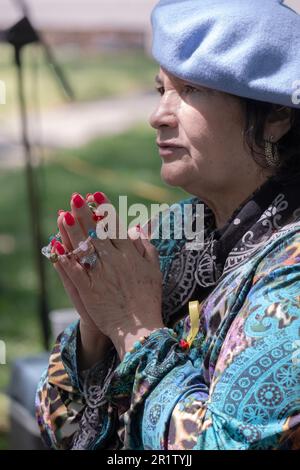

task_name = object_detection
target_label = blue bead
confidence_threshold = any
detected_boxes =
[133,341,142,350]
[88,229,97,239]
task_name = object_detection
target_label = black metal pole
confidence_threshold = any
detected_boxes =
[15,45,50,349]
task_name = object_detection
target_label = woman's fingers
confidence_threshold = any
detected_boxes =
[127,226,146,257]
[53,256,94,327]
[58,254,90,290]
[57,211,73,252]
[137,225,160,265]
[55,190,151,261]
[71,193,97,237]
[94,193,135,253]
[62,211,88,249]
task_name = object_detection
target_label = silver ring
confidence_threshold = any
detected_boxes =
[79,252,98,270]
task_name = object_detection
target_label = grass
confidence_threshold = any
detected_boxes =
[0,43,158,116]
[0,123,186,448]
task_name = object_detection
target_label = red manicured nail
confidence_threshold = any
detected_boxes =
[86,193,93,199]
[50,238,57,247]
[93,192,106,204]
[64,211,75,226]
[54,241,65,255]
[136,224,141,232]
[57,209,65,216]
[72,193,85,209]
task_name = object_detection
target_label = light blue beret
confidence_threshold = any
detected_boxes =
[151,0,300,108]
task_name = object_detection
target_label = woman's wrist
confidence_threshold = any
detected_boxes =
[110,321,165,362]
[78,320,113,370]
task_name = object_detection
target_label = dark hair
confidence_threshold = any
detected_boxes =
[240,98,300,184]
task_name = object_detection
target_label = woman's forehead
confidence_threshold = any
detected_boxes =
[156,67,217,95]
[156,68,193,87]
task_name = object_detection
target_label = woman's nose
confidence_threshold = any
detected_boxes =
[149,96,178,130]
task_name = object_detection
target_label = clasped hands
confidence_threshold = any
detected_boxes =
[51,191,164,365]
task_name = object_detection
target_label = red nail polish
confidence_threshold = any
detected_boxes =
[72,193,85,209]
[86,193,93,199]
[57,209,65,216]
[64,211,75,226]
[93,192,106,205]
[50,238,57,247]
[54,241,65,255]
[136,224,141,232]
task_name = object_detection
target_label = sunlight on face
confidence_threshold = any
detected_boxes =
[149,68,256,198]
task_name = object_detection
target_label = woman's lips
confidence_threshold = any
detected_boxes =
[158,145,183,157]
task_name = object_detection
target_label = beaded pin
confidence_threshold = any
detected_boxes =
[179,300,200,351]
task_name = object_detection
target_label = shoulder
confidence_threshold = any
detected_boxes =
[255,223,300,273]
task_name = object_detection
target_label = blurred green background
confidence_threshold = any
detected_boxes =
[0,42,186,449]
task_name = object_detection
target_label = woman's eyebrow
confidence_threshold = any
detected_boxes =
[155,75,163,85]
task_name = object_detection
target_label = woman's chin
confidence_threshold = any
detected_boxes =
[160,164,189,187]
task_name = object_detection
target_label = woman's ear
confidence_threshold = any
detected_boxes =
[264,106,292,141]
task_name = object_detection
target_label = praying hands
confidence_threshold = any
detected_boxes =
[46,192,164,366]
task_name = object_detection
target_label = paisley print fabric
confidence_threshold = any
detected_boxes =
[35,176,300,449]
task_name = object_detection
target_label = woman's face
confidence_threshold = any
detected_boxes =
[149,68,263,198]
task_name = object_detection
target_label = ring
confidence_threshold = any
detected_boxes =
[77,251,98,270]
[42,229,99,265]
[74,239,99,270]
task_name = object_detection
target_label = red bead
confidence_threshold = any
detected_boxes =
[179,339,190,350]
[93,214,104,222]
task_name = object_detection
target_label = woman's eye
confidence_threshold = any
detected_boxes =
[183,85,198,94]
[156,86,165,96]
[155,85,198,96]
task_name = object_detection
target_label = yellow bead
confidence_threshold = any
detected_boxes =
[50,253,58,263]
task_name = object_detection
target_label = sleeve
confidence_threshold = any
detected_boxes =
[35,196,198,449]
[35,320,121,450]
[103,242,300,450]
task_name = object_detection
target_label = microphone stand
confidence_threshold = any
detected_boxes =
[3,16,74,349]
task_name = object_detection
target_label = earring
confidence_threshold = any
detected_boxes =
[264,135,280,168]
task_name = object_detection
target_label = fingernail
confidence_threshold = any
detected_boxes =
[72,193,85,209]
[54,241,65,255]
[86,193,93,199]
[50,238,57,247]
[57,209,65,216]
[64,211,75,226]
[136,224,141,232]
[93,192,106,204]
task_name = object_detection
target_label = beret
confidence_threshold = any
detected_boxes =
[151,0,300,108]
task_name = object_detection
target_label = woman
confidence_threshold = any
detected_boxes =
[36,0,300,450]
